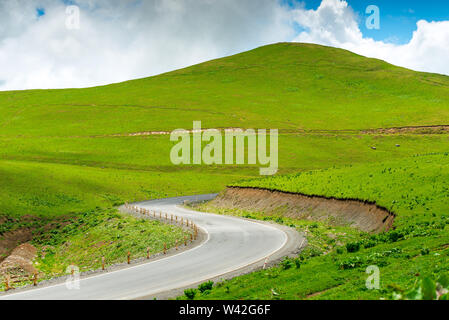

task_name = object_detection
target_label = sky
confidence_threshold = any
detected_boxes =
[0,0,448,91]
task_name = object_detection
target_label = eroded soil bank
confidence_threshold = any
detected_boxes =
[211,187,395,233]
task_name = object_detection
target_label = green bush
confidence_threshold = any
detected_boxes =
[339,256,363,270]
[346,242,361,253]
[362,239,377,249]
[387,231,403,243]
[198,281,214,293]
[184,289,197,300]
[281,258,294,270]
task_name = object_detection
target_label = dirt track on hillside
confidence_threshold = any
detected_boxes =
[211,187,395,233]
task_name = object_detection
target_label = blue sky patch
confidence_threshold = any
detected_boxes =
[283,0,449,45]
[36,7,45,18]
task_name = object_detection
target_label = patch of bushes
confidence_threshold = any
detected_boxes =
[184,289,197,300]
[346,242,361,253]
[198,281,214,293]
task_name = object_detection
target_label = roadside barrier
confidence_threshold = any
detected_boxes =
[122,203,201,265]
[263,257,269,269]
[4,275,10,291]
[1,271,40,291]
[1,203,203,291]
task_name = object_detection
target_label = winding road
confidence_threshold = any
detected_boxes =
[0,194,303,300]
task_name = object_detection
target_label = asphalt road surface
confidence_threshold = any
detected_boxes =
[0,194,303,300]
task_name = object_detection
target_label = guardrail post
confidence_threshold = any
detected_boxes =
[4,275,10,291]
[184,236,187,246]
[163,243,167,254]
[102,257,105,270]
[175,240,178,251]
[33,272,38,286]
[147,247,151,259]
[127,252,131,264]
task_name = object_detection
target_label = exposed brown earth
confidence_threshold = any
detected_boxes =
[0,243,37,281]
[102,125,449,138]
[211,187,395,233]
[362,125,449,135]
[0,229,34,264]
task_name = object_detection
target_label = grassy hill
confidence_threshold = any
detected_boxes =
[1,42,449,137]
[0,42,448,295]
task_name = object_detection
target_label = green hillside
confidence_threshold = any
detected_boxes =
[1,43,448,295]
[1,43,449,137]
[188,154,449,300]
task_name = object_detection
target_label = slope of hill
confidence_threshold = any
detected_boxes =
[187,154,449,300]
[1,43,449,137]
[1,43,448,296]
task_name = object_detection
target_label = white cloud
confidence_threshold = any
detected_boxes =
[292,0,449,76]
[0,0,294,90]
[0,0,448,91]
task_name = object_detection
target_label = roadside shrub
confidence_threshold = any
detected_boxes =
[421,248,430,256]
[346,242,361,253]
[198,280,214,293]
[336,246,345,254]
[387,231,404,243]
[339,256,363,270]
[265,268,281,279]
[275,217,284,224]
[281,258,294,270]
[294,258,301,269]
[184,289,196,300]
[362,239,377,249]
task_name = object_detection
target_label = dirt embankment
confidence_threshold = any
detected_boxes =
[0,228,34,264]
[0,243,37,280]
[211,187,395,233]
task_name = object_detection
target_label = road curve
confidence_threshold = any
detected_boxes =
[0,194,303,300]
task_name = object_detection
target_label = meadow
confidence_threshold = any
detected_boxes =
[0,43,448,297]
[185,154,449,300]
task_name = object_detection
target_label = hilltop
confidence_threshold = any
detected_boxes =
[1,43,449,137]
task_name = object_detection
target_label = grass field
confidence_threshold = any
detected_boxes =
[0,43,448,297]
[184,154,449,300]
